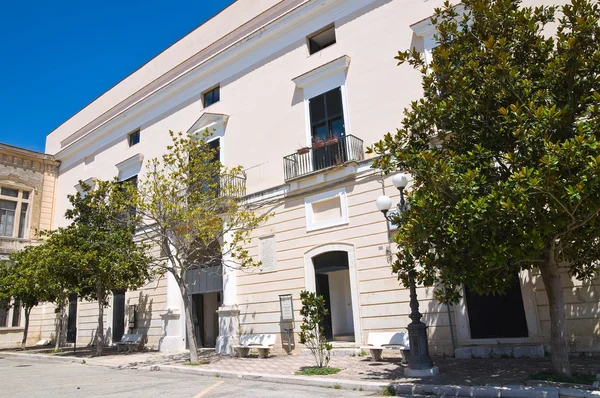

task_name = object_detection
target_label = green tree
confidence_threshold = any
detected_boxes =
[47,180,153,356]
[124,131,268,363]
[370,0,600,376]
[298,290,332,368]
[0,244,62,348]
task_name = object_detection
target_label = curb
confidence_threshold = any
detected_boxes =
[155,365,388,392]
[0,351,87,364]
[155,365,600,398]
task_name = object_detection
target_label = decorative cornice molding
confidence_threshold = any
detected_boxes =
[410,3,466,38]
[292,55,351,88]
[116,153,144,172]
[187,113,230,136]
[0,152,59,175]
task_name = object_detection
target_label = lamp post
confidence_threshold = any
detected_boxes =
[376,173,439,377]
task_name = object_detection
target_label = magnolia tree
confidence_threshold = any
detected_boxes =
[298,290,332,368]
[0,244,64,348]
[47,180,153,355]
[370,0,600,376]
[125,131,268,363]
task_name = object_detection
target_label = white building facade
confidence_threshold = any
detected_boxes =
[44,0,599,356]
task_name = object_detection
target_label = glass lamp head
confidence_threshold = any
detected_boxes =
[376,195,393,212]
[392,173,409,189]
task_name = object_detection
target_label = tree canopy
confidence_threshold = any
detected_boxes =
[47,179,153,355]
[125,130,268,362]
[370,0,600,376]
[0,244,63,347]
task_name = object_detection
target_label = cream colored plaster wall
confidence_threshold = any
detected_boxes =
[65,276,167,349]
[236,174,456,355]
[534,272,600,352]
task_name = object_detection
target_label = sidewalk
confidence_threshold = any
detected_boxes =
[2,347,599,397]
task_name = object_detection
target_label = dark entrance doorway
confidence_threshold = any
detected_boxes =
[192,292,221,348]
[465,277,529,339]
[66,293,77,344]
[112,291,126,343]
[312,251,354,342]
[315,273,333,341]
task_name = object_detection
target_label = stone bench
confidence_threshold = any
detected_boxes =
[360,332,410,363]
[233,334,277,358]
[116,333,144,352]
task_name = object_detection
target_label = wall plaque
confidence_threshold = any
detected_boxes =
[279,294,294,322]
[259,235,276,272]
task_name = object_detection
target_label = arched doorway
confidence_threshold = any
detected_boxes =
[304,243,361,344]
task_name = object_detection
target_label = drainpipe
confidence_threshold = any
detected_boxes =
[445,291,457,355]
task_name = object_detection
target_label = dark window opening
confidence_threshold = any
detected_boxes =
[308,25,336,55]
[67,293,78,343]
[465,277,529,339]
[0,302,8,327]
[309,87,347,171]
[309,87,345,141]
[11,299,21,327]
[128,130,140,147]
[203,86,220,107]
[118,176,138,225]
[112,290,126,342]
[18,203,28,238]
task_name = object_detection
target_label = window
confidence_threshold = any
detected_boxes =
[0,186,31,238]
[308,25,336,55]
[11,299,21,327]
[309,87,345,141]
[0,303,8,327]
[119,176,138,223]
[0,299,22,328]
[203,86,220,107]
[128,130,140,147]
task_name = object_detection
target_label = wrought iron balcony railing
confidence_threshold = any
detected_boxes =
[283,135,364,181]
[217,173,247,198]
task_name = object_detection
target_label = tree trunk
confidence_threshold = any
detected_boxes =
[182,290,201,363]
[55,303,64,351]
[539,243,572,377]
[96,286,105,356]
[21,307,31,349]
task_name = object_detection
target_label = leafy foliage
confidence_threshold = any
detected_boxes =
[123,130,268,362]
[369,0,600,376]
[0,244,64,348]
[298,290,332,368]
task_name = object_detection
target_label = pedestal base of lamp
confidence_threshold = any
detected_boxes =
[404,366,439,377]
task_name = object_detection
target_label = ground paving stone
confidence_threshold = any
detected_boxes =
[3,346,599,388]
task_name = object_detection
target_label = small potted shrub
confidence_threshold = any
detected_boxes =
[312,140,325,150]
[324,136,339,146]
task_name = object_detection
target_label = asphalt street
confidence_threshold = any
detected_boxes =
[0,355,379,397]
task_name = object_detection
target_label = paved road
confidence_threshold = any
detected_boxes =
[0,356,379,397]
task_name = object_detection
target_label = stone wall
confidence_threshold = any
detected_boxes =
[0,143,59,348]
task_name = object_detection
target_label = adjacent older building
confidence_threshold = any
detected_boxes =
[0,143,59,348]
[43,0,598,356]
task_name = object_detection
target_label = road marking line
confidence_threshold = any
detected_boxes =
[193,380,224,398]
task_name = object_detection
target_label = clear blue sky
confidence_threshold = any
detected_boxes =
[0,0,235,153]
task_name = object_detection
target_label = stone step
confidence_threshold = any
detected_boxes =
[455,344,545,359]
[300,347,363,357]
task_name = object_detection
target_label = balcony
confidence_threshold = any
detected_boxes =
[283,135,364,181]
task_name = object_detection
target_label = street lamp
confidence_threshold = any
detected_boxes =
[376,173,439,377]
